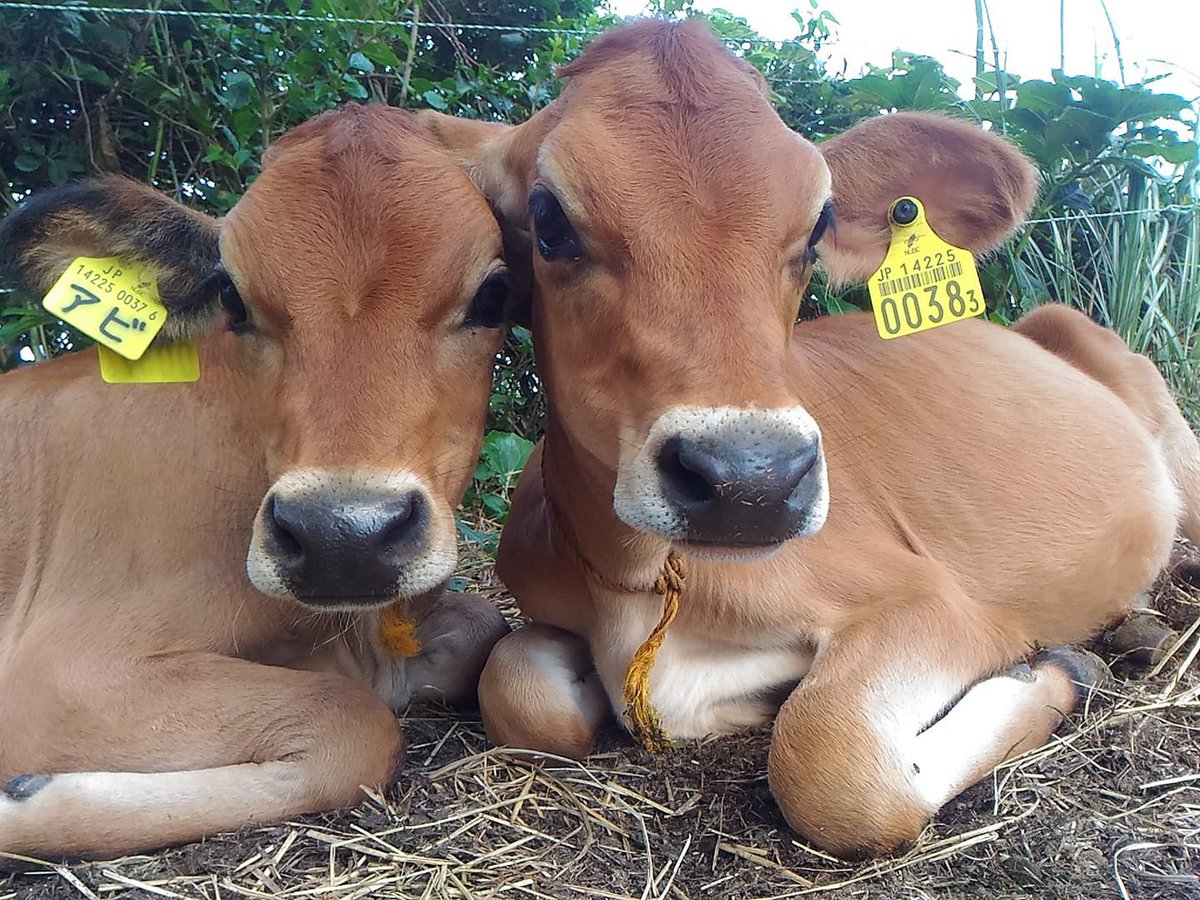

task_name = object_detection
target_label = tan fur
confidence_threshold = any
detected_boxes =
[425,21,1198,857]
[1013,303,1200,545]
[0,106,510,859]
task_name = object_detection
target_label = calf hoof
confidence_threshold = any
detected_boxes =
[3,773,53,801]
[1104,613,1178,668]
[1033,647,1112,699]
[406,592,511,707]
[1168,544,1200,589]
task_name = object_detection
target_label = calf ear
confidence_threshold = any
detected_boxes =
[0,175,222,340]
[815,112,1038,284]
[417,111,536,326]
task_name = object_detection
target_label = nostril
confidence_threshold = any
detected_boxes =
[657,436,718,510]
[792,440,820,485]
[379,491,427,555]
[266,494,305,562]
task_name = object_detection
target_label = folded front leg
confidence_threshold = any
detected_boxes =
[767,594,1108,858]
[477,624,613,759]
[404,591,511,706]
[0,653,403,859]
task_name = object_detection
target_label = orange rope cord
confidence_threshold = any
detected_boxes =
[541,456,687,752]
[378,602,422,657]
[620,551,685,752]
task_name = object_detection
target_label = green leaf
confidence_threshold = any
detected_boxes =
[341,75,369,100]
[821,295,860,315]
[79,21,131,53]
[456,520,498,550]
[479,430,535,479]
[482,494,508,517]
[1015,79,1072,115]
[348,51,375,73]
[361,41,401,68]
[422,90,448,111]
[13,153,40,172]
[69,61,113,87]
[219,71,254,109]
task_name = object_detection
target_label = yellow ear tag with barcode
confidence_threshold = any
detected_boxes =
[867,197,986,340]
[42,256,199,383]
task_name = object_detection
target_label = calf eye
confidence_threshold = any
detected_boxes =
[220,279,252,333]
[808,201,835,249]
[529,185,583,262]
[465,270,512,328]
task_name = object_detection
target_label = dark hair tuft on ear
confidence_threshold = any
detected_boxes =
[0,176,222,340]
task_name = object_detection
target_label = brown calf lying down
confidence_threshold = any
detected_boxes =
[0,106,513,859]
[423,22,1200,857]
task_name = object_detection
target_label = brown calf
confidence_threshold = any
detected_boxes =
[424,22,1200,857]
[0,105,513,859]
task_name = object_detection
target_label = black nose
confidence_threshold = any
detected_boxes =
[656,434,823,546]
[263,488,429,600]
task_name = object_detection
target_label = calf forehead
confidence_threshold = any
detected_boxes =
[544,94,829,260]
[222,122,499,318]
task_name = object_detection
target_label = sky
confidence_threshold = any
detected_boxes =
[607,0,1200,102]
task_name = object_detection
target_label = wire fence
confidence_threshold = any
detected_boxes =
[0,1,599,33]
[0,1,828,48]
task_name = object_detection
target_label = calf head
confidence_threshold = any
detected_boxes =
[426,20,1036,556]
[0,105,512,608]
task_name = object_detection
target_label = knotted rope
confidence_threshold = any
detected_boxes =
[541,458,686,752]
[620,551,685,752]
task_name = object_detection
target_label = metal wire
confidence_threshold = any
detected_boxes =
[0,1,819,45]
[0,1,602,33]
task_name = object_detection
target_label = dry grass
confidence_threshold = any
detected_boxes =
[3,556,1198,900]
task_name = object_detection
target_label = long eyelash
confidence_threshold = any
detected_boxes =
[808,200,836,249]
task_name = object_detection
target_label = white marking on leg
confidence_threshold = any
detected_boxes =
[908,673,1042,809]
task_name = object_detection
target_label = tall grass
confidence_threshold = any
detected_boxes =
[1013,183,1200,424]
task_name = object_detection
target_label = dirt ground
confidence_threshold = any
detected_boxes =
[3,558,1197,900]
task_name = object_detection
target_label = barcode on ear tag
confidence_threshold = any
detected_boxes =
[867,197,986,340]
[98,342,200,384]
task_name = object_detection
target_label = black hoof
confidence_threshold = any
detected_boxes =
[1168,543,1200,588]
[1034,647,1113,698]
[3,773,53,801]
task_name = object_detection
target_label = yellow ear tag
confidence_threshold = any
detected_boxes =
[98,343,200,383]
[867,197,986,340]
[42,256,200,383]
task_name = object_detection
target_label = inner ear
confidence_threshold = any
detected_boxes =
[165,269,247,339]
[815,112,1038,285]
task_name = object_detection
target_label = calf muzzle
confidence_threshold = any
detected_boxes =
[656,434,822,546]
[613,405,830,550]
[261,486,431,603]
